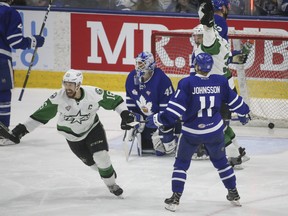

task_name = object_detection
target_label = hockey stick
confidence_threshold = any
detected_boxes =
[126,120,147,127]
[0,122,19,144]
[18,0,53,101]
[122,128,139,161]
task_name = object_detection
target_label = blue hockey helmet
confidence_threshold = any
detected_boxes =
[212,0,230,10]
[195,53,214,73]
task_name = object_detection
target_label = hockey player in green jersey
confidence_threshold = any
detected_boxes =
[194,0,250,169]
[0,69,136,197]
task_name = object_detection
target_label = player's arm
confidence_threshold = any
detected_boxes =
[147,79,188,128]
[96,88,137,130]
[158,76,175,113]
[7,10,44,49]
[224,82,250,125]
[0,97,58,144]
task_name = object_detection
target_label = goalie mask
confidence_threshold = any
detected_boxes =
[195,53,214,73]
[134,51,156,89]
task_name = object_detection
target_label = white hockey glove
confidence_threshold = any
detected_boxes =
[241,40,254,55]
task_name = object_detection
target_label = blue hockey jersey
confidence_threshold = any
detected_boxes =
[214,14,228,41]
[125,68,174,117]
[159,73,249,138]
[0,2,31,60]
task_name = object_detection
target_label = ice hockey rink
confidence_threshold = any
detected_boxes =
[1,88,288,216]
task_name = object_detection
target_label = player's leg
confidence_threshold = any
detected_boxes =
[152,127,177,156]
[0,59,14,145]
[221,103,249,169]
[192,143,209,160]
[67,122,123,196]
[0,90,11,127]
[141,126,157,155]
[165,134,199,212]
[205,133,241,205]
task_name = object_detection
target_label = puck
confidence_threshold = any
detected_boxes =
[268,123,274,129]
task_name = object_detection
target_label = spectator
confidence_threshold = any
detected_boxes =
[115,0,138,10]
[159,0,175,10]
[173,0,198,13]
[132,0,163,12]
[278,0,288,14]
[229,0,245,15]
[12,0,26,5]
[26,0,49,6]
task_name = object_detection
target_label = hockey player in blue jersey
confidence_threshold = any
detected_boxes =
[212,0,229,40]
[125,51,177,156]
[192,0,251,169]
[0,0,45,144]
[146,52,250,212]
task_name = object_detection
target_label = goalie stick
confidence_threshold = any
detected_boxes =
[18,0,53,101]
[0,122,19,144]
[123,121,144,161]
[123,129,137,161]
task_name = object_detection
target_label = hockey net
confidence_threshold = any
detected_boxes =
[151,30,288,128]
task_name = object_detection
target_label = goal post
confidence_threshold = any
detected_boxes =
[151,30,288,128]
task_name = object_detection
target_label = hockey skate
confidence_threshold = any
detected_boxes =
[0,137,17,146]
[226,188,241,206]
[164,192,182,212]
[192,144,209,160]
[228,147,250,170]
[0,122,19,144]
[239,147,250,163]
[107,184,124,197]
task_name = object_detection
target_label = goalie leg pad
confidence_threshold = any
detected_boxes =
[152,130,165,156]
[152,128,177,155]
[159,128,177,154]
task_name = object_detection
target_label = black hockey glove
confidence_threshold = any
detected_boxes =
[120,110,135,130]
[11,124,29,144]
[198,0,214,28]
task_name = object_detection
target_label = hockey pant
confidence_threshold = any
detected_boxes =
[171,133,236,194]
[67,122,116,185]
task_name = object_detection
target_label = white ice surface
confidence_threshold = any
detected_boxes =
[1,88,288,216]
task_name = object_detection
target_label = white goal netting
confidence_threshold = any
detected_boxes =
[151,30,288,128]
